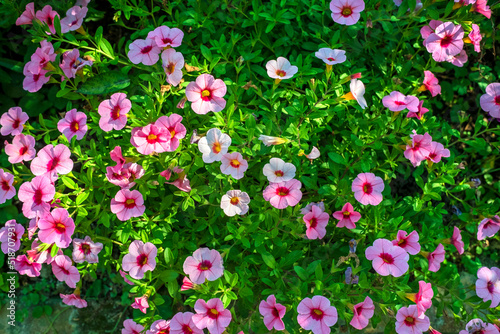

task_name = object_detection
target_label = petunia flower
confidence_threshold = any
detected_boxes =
[28,239,62,264]
[446,50,468,67]
[31,144,73,177]
[404,131,433,167]
[301,202,326,215]
[259,295,286,331]
[450,226,465,254]
[161,48,184,86]
[122,240,157,280]
[365,238,409,277]
[51,255,80,288]
[0,107,29,136]
[197,128,231,163]
[130,124,170,155]
[425,244,445,272]
[425,22,464,62]
[60,293,87,308]
[120,270,134,285]
[128,39,161,65]
[350,296,375,330]
[258,135,288,146]
[155,114,186,151]
[111,189,146,221]
[57,108,87,141]
[330,0,365,26]
[351,172,384,206]
[382,91,419,112]
[475,267,500,308]
[345,267,359,284]
[60,5,88,33]
[406,101,429,120]
[0,170,16,205]
[315,48,346,65]
[478,216,500,240]
[266,57,298,81]
[395,305,430,334]
[220,190,250,216]
[147,26,184,48]
[31,41,56,69]
[306,146,321,160]
[220,152,248,180]
[303,205,330,239]
[146,320,170,334]
[297,295,338,334]
[161,167,191,192]
[192,298,232,334]
[16,2,35,25]
[38,208,75,248]
[23,61,50,92]
[13,255,42,277]
[183,248,224,284]
[131,295,149,314]
[122,319,144,334]
[392,230,420,255]
[35,5,60,35]
[72,236,103,263]
[18,175,55,219]
[263,158,296,183]
[4,134,36,163]
[342,79,367,109]
[181,276,195,291]
[185,73,227,114]
[467,24,482,53]
[407,281,434,318]
[471,0,491,18]
[332,202,361,229]
[98,93,131,132]
[60,49,92,80]
[263,179,303,209]
[459,319,498,334]
[0,220,24,254]
[420,71,441,97]
[170,312,203,334]
[479,83,500,119]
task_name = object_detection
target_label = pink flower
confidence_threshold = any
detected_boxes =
[343,79,367,109]
[122,319,144,334]
[52,255,80,288]
[330,0,365,25]
[31,41,56,70]
[459,319,498,334]
[315,48,346,65]
[421,20,443,40]
[60,6,88,33]
[98,93,131,132]
[106,163,144,189]
[263,179,303,209]
[422,71,441,96]
[131,295,149,314]
[306,147,321,160]
[35,5,60,34]
[147,26,184,48]
[16,2,35,25]
[480,83,500,119]
[186,74,227,114]
[60,49,80,80]
[427,244,445,272]
[406,101,429,120]
[4,134,36,163]
[28,239,62,264]
[1,107,29,136]
[446,50,468,67]
[111,189,146,221]
[450,227,465,254]
[161,167,191,192]
[155,114,187,152]
[395,305,430,334]
[0,170,16,204]
[220,190,250,216]
[259,295,286,331]
[110,146,126,166]
[181,276,195,291]
[220,152,248,180]
[183,248,224,284]
[120,270,134,285]
[332,202,361,229]
[161,48,184,86]
[0,220,24,254]
[303,205,330,240]
[30,144,73,177]
[14,255,41,277]
[301,202,326,215]
[350,296,374,330]
[23,61,50,92]
[18,175,55,218]
[60,293,87,308]
[263,158,296,183]
[297,295,338,334]
[38,208,75,248]
[365,238,409,277]
[382,91,419,112]
[130,124,170,155]
[426,141,450,164]
[170,312,203,334]
[192,298,232,334]
[476,267,500,308]
[351,172,384,206]
[392,230,420,255]
[468,24,482,52]
[147,320,170,334]
[122,240,157,280]
[127,39,161,65]
[478,216,500,240]
[413,281,433,317]
[57,108,87,141]
[471,0,491,18]
[404,131,433,167]
[425,22,464,62]
[72,236,103,263]
[266,57,298,80]
[198,128,231,163]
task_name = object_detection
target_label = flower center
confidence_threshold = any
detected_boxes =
[166,62,175,74]
[212,142,221,154]
[125,199,136,209]
[1,180,10,191]
[394,100,406,106]
[354,305,364,315]
[198,260,212,271]
[274,170,284,177]
[33,74,40,82]
[137,253,148,266]
[398,238,407,247]
[341,6,352,16]
[201,89,211,101]
[275,69,286,77]
[276,187,289,197]
[379,252,394,264]
[230,197,240,205]
[310,308,324,321]
[55,222,66,233]
[33,189,43,205]
[495,96,500,105]
[70,121,79,132]
[47,157,60,172]
[147,133,158,142]
[440,35,453,48]
[81,243,91,255]
[111,105,121,120]
[404,316,415,326]
[208,308,219,319]
[309,217,318,228]
[169,128,176,138]
[487,281,495,293]
[19,146,28,156]
[428,152,437,159]
[141,45,153,54]
[362,182,372,194]
[343,211,351,218]
[162,38,173,45]
[327,57,335,61]
[272,307,280,318]
[12,119,20,129]
[47,16,53,26]
[230,159,240,168]
[182,324,193,334]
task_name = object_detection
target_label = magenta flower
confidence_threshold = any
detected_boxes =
[106,165,131,188]
[425,141,450,164]
[192,298,232,334]
[1,107,28,136]
[350,296,375,330]
[98,93,131,132]
[60,49,92,80]
[459,319,498,334]
[161,167,191,192]
[404,131,433,167]
[147,26,184,48]
[406,101,429,120]
[220,190,250,216]
[161,48,184,86]
[478,216,500,240]
[186,74,227,114]
[297,295,338,334]
[57,108,87,141]
[30,144,74,177]
[16,2,35,25]
[382,91,415,112]
[110,189,146,221]
[332,202,361,229]
[471,0,491,18]
[476,267,500,308]
[122,319,144,334]
[5,134,36,163]
[425,22,464,62]
[18,175,55,218]
[147,320,170,334]
[170,312,203,334]
[0,220,24,254]
[110,146,126,166]
[330,0,365,25]
[263,158,296,183]
[131,295,149,314]
[130,124,170,155]
[395,305,430,334]
[181,277,195,291]
[60,293,87,308]
[127,39,161,65]
[263,179,303,209]
[35,5,60,34]
[52,255,80,288]
[259,295,286,331]
[31,41,56,69]
[479,83,500,119]
[392,230,420,255]
[422,71,441,96]
[351,172,384,206]
[198,128,231,163]
[315,48,346,65]
[365,238,409,277]
[0,170,16,204]
[266,57,298,80]
[220,152,248,180]
[183,248,224,284]
[14,255,42,277]
[23,61,50,92]
[38,208,75,248]
[155,114,187,152]
[122,240,157,280]
[468,24,482,52]
[303,205,330,240]
[413,281,433,317]
[450,227,465,254]
[427,244,445,272]
[72,236,103,263]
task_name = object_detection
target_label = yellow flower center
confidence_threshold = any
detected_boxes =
[148,134,157,141]
[201,90,211,97]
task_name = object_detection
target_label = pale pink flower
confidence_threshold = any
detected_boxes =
[404,131,433,167]
[350,296,374,330]
[476,267,500,308]
[263,158,296,183]
[220,152,248,180]
[301,202,326,215]
[303,205,330,240]
[197,128,231,163]
[161,48,184,86]
[183,248,224,284]
[422,71,441,96]
[16,2,35,25]
[4,134,36,163]
[72,236,103,263]
[468,24,482,52]
[98,93,131,132]
[266,57,298,80]
[392,230,420,255]
[27,217,39,240]
[52,255,80,288]
[31,41,56,69]
[220,190,250,216]
[186,74,227,114]
[365,238,409,277]
[161,167,191,192]
[60,6,88,33]
[0,220,24,254]
[147,320,170,334]
[155,114,187,152]
[382,91,419,112]
[306,147,321,160]
[478,216,500,240]
[35,5,60,34]
[315,48,346,65]
[395,305,430,334]
[14,255,41,277]
[258,135,288,146]
[122,319,144,334]
[57,108,87,141]
[263,179,303,209]
[127,39,161,66]
[0,170,16,204]
[406,100,429,120]
[413,281,433,317]
[18,175,55,218]
[130,124,170,155]
[76,0,92,7]
[297,295,338,334]
[471,0,491,18]
[60,49,90,80]
[131,295,149,314]
[480,83,500,118]
[38,208,75,248]
[110,189,146,221]
[351,172,384,206]
[31,144,73,177]
[122,240,157,280]
[23,61,50,92]
[147,26,184,48]
[259,295,286,331]
[170,312,203,334]
[120,270,134,285]
[192,298,232,334]
[330,0,365,25]
[446,50,468,67]
[450,226,465,254]
[332,202,361,229]
[1,107,28,136]
[421,20,443,40]
[60,293,87,308]
[425,22,464,62]
[427,244,445,272]
[345,79,367,109]
[181,276,195,291]
[106,165,131,188]
[459,319,498,334]
[28,239,62,264]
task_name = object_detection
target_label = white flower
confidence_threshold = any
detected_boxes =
[220,190,250,216]
[315,48,346,65]
[350,79,367,109]
[265,57,298,80]
[198,128,231,163]
[305,146,321,160]
[263,158,296,183]
[258,135,287,146]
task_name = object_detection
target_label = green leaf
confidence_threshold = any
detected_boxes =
[95,26,103,45]
[294,266,308,281]
[200,45,212,62]
[76,71,130,95]
[50,245,59,258]
[163,248,174,264]
[160,270,179,282]
[61,176,77,189]
[76,192,89,206]
[53,15,62,36]
[261,251,275,269]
